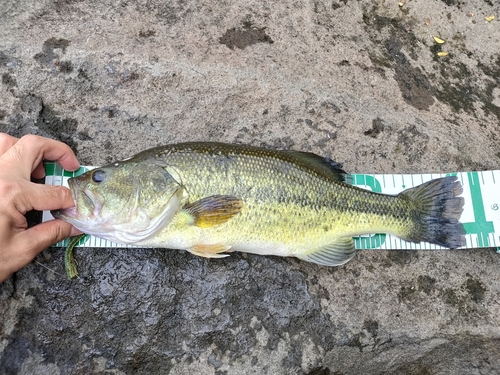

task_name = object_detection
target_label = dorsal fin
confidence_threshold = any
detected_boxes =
[285,151,351,184]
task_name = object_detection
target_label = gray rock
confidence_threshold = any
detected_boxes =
[1,0,500,374]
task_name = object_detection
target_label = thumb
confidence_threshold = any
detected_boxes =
[26,184,75,212]
[3,221,81,281]
[21,220,80,258]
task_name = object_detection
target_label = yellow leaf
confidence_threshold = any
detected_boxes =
[437,51,449,57]
[433,36,445,44]
[485,15,495,22]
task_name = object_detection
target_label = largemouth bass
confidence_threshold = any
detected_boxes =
[52,142,465,266]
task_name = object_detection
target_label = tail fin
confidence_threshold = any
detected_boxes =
[398,176,465,249]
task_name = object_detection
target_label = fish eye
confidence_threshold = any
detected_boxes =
[92,170,106,183]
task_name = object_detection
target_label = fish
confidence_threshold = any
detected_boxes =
[52,142,465,266]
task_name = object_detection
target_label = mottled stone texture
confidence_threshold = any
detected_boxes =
[1,0,500,374]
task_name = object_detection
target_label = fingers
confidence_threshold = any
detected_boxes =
[14,183,75,214]
[0,220,79,282]
[0,177,75,215]
[0,133,83,283]
[0,133,18,155]
[0,134,80,180]
[29,184,76,212]
[32,163,47,180]
[25,220,78,252]
[0,134,59,179]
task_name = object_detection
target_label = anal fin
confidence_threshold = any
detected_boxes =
[188,244,232,259]
[297,238,357,266]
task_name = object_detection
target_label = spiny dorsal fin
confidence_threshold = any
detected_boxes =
[183,195,243,228]
[285,151,351,184]
[296,237,357,266]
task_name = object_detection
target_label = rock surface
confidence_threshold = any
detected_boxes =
[1,0,500,374]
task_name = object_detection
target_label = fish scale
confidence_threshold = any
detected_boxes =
[150,144,413,248]
[47,143,476,266]
[44,169,500,253]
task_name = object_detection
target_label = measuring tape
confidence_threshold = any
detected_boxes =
[42,163,500,252]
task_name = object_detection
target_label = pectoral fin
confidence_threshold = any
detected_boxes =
[183,195,243,228]
[188,244,232,258]
[296,238,357,266]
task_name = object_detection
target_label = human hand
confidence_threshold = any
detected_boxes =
[0,133,82,283]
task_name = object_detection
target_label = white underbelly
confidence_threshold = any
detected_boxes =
[139,227,297,258]
[230,241,293,257]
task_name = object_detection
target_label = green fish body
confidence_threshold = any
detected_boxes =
[52,142,465,266]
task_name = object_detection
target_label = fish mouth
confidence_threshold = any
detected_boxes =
[51,181,102,221]
[83,187,103,218]
[51,181,78,220]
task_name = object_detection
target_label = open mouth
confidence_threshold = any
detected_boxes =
[51,180,103,221]
[68,179,78,205]
[51,180,79,219]
[83,187,103,217]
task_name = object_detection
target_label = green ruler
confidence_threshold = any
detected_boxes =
[42,163,500,252]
